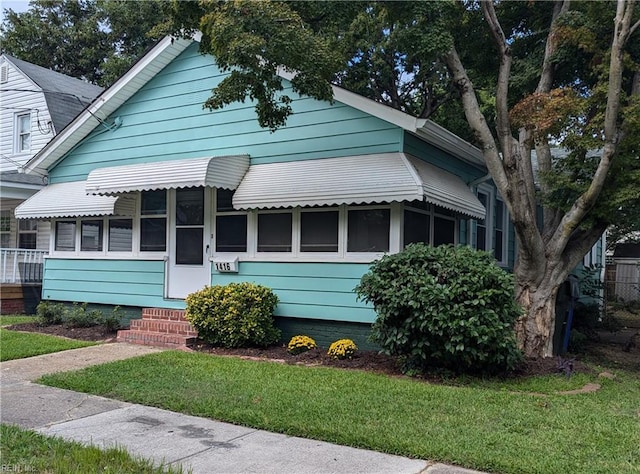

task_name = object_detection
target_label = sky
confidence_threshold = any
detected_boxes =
[0,0,30,23]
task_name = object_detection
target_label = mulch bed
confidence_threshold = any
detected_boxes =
[6,322,593,380]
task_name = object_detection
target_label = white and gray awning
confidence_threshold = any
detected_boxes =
[233,153,486,219]
[15,181,135,219]
[85,155,250,195]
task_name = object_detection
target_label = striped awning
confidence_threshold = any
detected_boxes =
[85,155,250,195]
[15,181,135,219]
[232,153,486,219]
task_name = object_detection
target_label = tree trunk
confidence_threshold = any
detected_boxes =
[514,281,561,358]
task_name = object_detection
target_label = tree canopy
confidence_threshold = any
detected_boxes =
[0,0,169,86]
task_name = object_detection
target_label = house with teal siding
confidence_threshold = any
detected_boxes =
[16,35,516,348]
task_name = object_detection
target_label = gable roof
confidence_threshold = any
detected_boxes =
[23,35,484,175]
[2,54,103,133]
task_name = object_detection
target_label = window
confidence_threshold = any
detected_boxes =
[403,208,430,247]
[300,209,338,252]
[175,187,204,264]
[1,210,11,247]
[494,199,506,262]
[215,189,247,252]
[15,113,31,153]
[347,208,390,252]
[81,220,103,251]
[140,190,166,252]
[433,215,456,246]
[55,221,76,251]
[108,219,132,251]
[257,212,292,252]
[475,192,488,251]
[18,219,37,249]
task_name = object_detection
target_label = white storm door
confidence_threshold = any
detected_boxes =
[167,187,211,299]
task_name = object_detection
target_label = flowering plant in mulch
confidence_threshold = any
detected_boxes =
[287,335,317,355]
[327,339,358,360]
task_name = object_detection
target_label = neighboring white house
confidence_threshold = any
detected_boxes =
[610,243,640,302]
[0,54,103,285]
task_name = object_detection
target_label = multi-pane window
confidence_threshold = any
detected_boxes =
[18,219,37,249]
[494,199,506,263]
[15,113,31,153]
[403,201,457,248]
[175,187,204,264]
[1,210,11,247]
[215,189,247,252]
[475,192,488,251]
[140,190,166,252]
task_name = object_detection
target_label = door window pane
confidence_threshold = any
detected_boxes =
[55,221,76,251]
[258,213,292,252]
[347,209,390,252]
[81,220,103,251]
[176,188,204,226]
[433,216,455,246]
[140,218,166,252]
[109,219,133,251]
[216,188,235,212]
[216,215,247,252]
[176,228,203,264]
[300,210,338,252]
[403,210,430,247]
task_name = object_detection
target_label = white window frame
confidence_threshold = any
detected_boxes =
[402,201,458,248]
[14,112,31,154]
[18,219,38,249]
[1,210,12,247]
[472,185,509,267]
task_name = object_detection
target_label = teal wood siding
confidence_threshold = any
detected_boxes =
[42,258,184,309]
[211,262,376,323]
[48,42,403,183]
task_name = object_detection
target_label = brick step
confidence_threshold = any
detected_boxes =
[141,308,188,322]
[129,319,197,337]
[117,329,197,349]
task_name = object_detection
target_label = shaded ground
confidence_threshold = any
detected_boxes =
[5,321,610,380]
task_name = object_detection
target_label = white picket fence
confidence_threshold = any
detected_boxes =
[0,249,47,283]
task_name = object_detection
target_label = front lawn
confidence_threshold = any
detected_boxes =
[0,329,96,361]
[0,314,37,326]
[39,351,640,474]
[0,424,185,473]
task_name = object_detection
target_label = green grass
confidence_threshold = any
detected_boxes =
[0,314,37,326]
[40,351,640,474]
[0,329,96,361]
[0,424,186,473]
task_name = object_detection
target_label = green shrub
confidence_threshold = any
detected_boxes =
[102,306,124,332]
[327,339,358,359]
[185,283,280,348]
[36,301,66,326]
[64,303,104,328]
[355,244,523,374]
[568,329,588,353]
[287,335,317,355]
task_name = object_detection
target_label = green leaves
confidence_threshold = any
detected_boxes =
[356,244,523,374]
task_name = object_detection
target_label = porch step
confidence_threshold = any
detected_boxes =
[116,330,197,349]
[116,308,198,349]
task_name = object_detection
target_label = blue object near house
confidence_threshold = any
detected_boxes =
[15,35,521,346]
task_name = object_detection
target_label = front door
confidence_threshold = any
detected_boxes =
[167,187,211,299]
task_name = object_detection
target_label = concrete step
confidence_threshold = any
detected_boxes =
[129,319,197,337]
[141,308,188,322]
[116,330,197,349]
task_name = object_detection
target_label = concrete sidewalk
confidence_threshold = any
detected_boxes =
[1,343,483,474]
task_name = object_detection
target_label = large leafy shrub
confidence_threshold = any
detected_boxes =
[185,283,281,348]
[355,244,523,374]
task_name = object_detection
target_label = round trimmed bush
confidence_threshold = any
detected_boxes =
[327,339,358,360]
[185,283,280,348]
[287,335,317,355]
[355,244,523,373]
